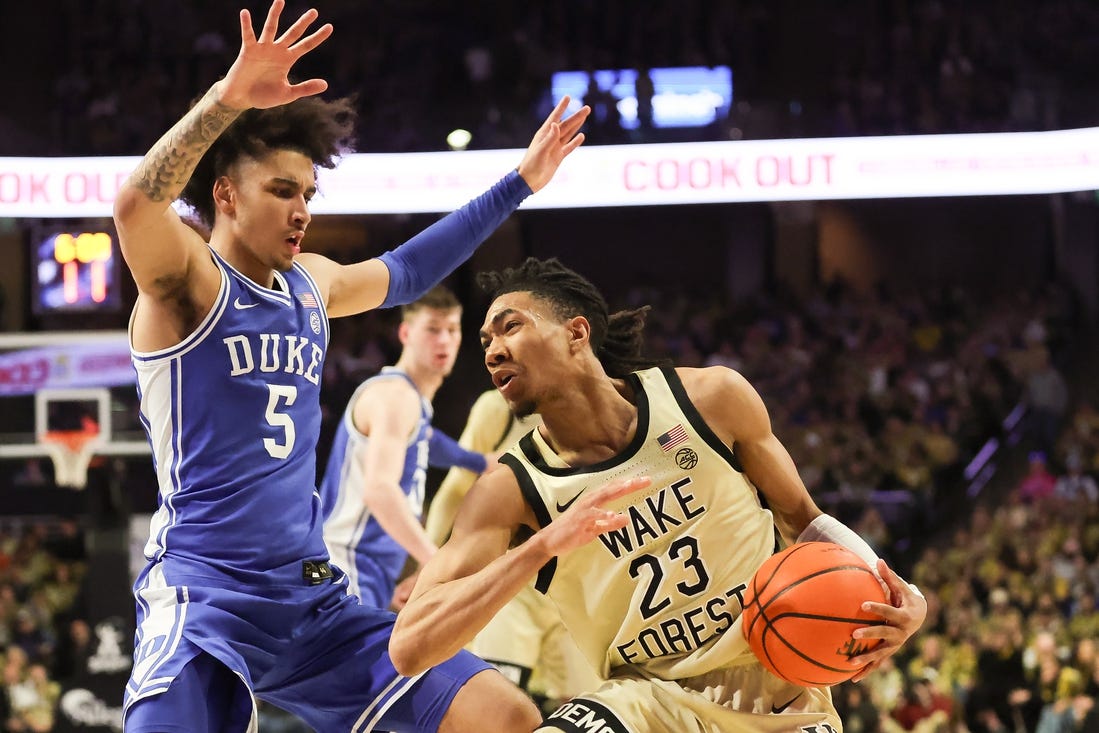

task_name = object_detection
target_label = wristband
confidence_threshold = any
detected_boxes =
[797,513,882,578]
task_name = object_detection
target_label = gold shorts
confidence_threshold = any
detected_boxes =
[537,663,840,733]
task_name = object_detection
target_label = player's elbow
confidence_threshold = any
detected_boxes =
[388,630,429,677]
[112,184,141,225]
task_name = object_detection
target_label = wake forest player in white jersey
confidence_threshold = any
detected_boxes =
[392,258,927,733]
[423,389,602,712]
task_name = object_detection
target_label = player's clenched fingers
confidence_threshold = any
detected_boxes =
[851,621,906,644]
[849,641,900,670]
[864,594,924,634]
[876,559,908,601]
[858,600,901,622]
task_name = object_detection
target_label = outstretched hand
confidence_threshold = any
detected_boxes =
[218,0,333,110]
[536,476,652,557]
[516,96,592,193]
[849,559,928,682]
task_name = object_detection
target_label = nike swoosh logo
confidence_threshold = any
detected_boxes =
[555,490,584,513]
[771,694,800,714]
[233,297,258,310]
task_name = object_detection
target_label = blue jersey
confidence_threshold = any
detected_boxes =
[125,172,534,732]
[131,249,330,584]
[319,368,431,604]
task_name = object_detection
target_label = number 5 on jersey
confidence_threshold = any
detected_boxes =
[264,384,297,459]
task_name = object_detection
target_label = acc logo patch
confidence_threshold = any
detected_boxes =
[675,447,698,470]
[310,311,322,334]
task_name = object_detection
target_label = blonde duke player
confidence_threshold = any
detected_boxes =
[114,2,589,730]
[423,388,602,711]
[320,286,494,609]
[392,259,927,733]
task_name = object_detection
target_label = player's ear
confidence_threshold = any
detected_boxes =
[565,315,591,353]
[212,176,235,217]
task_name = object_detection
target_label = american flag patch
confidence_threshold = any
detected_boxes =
[656,424,689,452]
[297,292,319,309]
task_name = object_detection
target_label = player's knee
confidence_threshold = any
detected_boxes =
[439,669,542,733]
[499,699,544,733]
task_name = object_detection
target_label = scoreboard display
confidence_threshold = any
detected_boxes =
[32,228,122,314]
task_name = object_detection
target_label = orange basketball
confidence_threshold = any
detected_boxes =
[741,541,887,687]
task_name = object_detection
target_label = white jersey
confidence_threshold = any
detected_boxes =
[501,367,778,680]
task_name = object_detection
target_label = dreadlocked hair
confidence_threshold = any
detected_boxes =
[476,257,669,378]
[180,94,357,227]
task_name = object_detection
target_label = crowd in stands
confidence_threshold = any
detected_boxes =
[0,520,87,732]
[4,0,1098,157]
[832,474,1099,732]
[618,278,1076,561]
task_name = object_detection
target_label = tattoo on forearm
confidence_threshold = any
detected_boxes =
[129,87,241,202]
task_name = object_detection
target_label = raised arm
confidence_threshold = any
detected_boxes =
[114,0,332,295]
[297,97,592,319]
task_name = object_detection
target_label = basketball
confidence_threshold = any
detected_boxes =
[741,542,887,687]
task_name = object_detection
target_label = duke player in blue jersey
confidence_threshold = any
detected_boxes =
[113,2,588,731]
[319,285,493,610]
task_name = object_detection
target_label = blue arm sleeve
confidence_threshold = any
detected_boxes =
[428,430,488,473]
[378,170,532,308]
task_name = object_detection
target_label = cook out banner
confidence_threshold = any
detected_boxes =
[0,337,133,396]
[2,126,1098,217]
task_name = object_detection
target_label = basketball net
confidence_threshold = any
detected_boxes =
[41,428,102,489]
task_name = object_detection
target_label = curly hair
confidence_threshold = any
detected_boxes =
[180,95,357,227]
[476,257,669,378]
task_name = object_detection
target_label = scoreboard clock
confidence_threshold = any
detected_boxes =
[32,228,122,314]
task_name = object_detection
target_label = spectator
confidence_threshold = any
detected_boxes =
[834,681,882,733]
[966,625,1029,733]
[887,669,953,732]
[51,618,93,683]
[8,612,49,666]
[6,662,59,733]
[1025,347,1070,453]
[1054,453,1098,503]
[1033,666,1087,733]
[1068,600,1099,654]
[1017,451,1058,503]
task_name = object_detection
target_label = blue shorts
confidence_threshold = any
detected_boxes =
[124,559,491,733]
[325,541,400,610]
